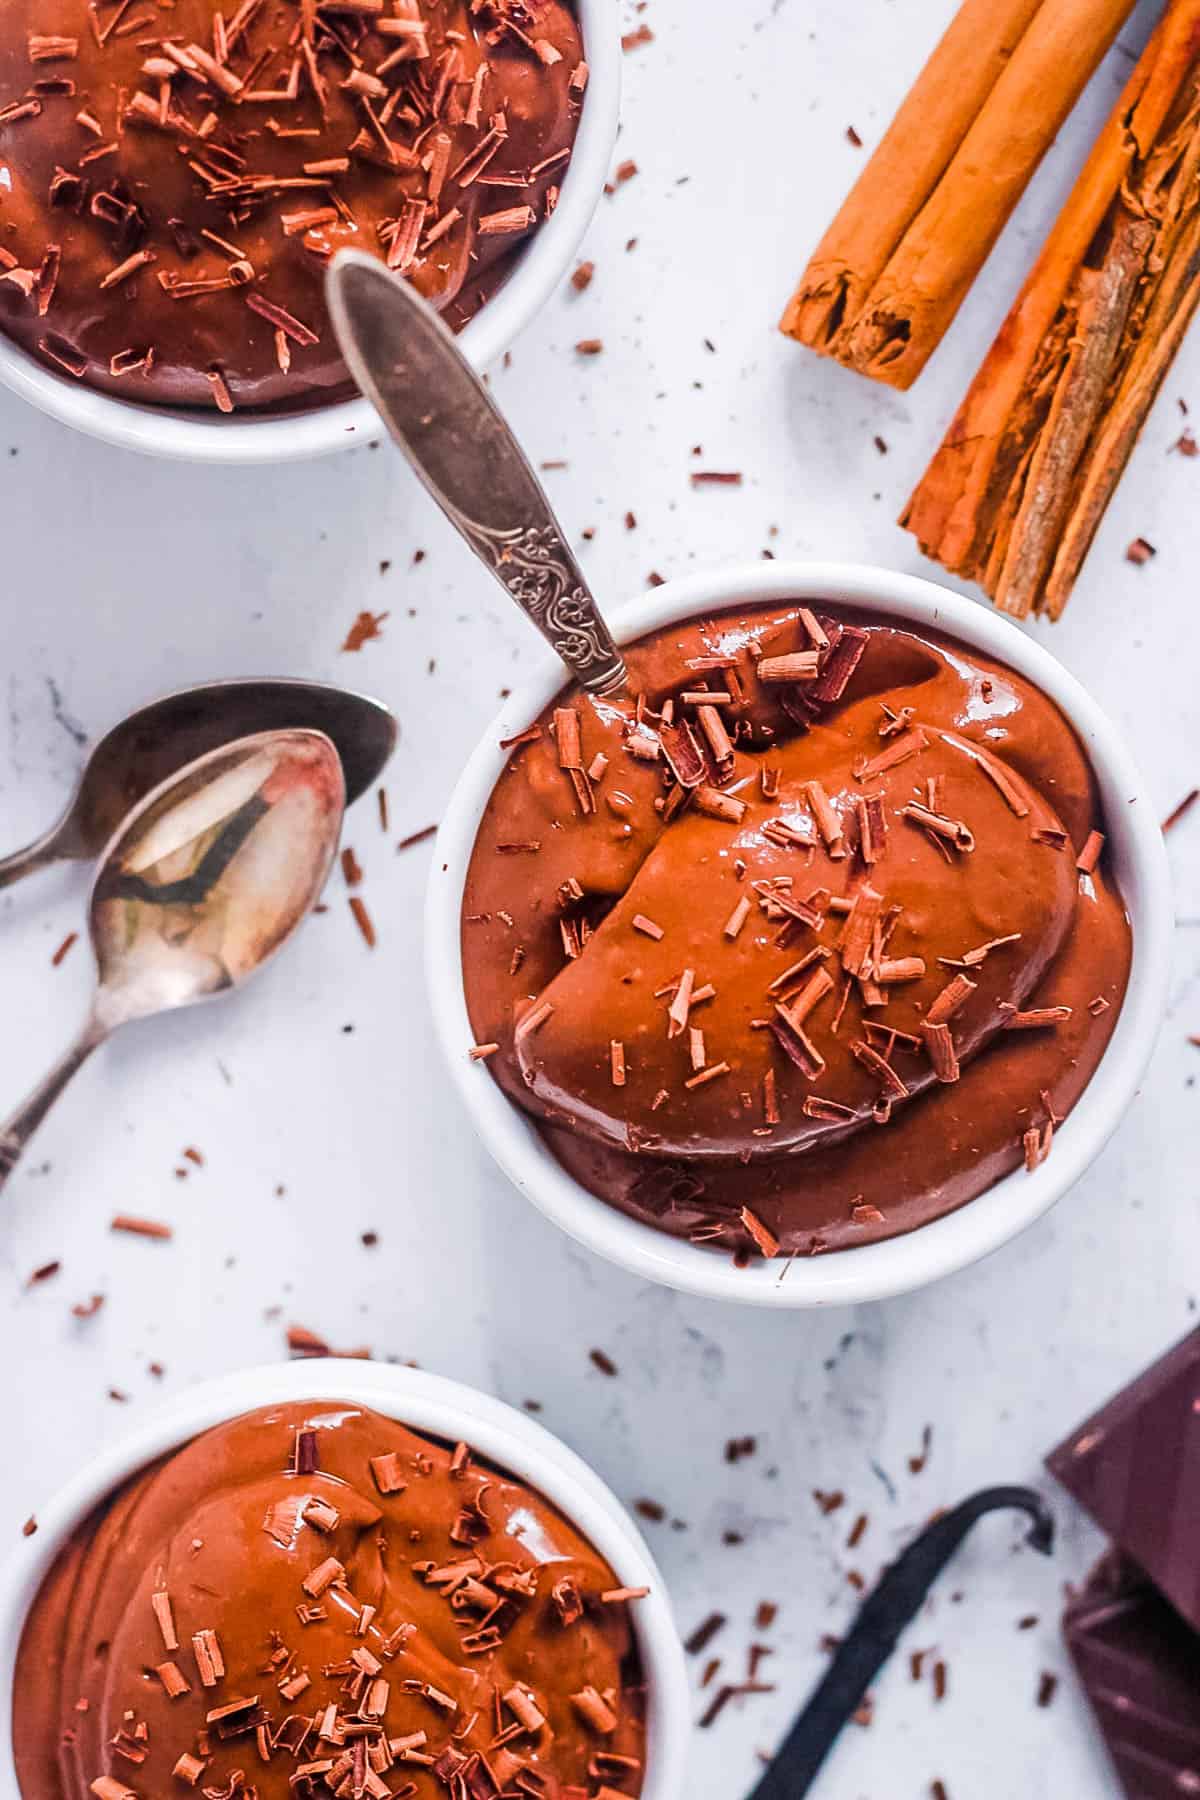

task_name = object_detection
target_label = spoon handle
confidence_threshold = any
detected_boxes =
[0,825,65,890]
[0,1017,107,1191]
[326,250,627,698]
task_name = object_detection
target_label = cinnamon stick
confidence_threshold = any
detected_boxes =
[780,0,1134,390]
[904,0,1200,615]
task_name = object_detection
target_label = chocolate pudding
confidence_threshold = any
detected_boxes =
[0,1,585,412]
[461,601,1132,1259]
[13,1402,647,1798]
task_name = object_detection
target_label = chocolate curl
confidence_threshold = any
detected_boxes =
[749,1486,1054,1798]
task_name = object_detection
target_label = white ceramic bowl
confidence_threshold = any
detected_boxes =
[0,1359,689,1796]
[0,0,618,465]
[428,560,1173,1308]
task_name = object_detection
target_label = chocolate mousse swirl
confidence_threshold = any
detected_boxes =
[0,1,585,412]
[13,1402,647,1799]
[461,602,1132,1258]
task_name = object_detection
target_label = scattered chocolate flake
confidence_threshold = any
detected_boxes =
[71,1293,104,1319]
[1162,788,1199,833]
[21,1516,37,1538]
[27,1259,61,1286]
[570,259,594,291]
[1172,428,1198,456]
[348,895,376,948]
[1125,536,1156,565]
[621,23,654,49]
[846,124,863,146]
[287,1324,331,1357]
[341,845,363,887]
[342,610,388,652]
[1036,1670,1058,1708]
[684,1613,727,1655]
[908,1425,933,1475]
[589,1348,618,1377]
[690,470,743,487]
[110,1214,172,1240]
[575,337,604,355]
[392,822,437,854]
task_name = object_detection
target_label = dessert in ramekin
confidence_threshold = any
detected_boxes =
[0,1361,688,1798]
[0,0,618,461]
[429,562,1170,1306]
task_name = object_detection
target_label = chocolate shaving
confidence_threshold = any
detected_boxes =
[110,1213,172,1239]
[758,651,821,683]
[1001,1004,1072,1030]
[694,784,746,822]
[770,1010,825,1080]
[972,750,1030,818]
[921,1021,960,1083]
[740,1207,780,1259]
[659,719,707,789]
[1162,789,1198,834]
[811,625,868,703]
[851,1040,909,1100]
[926,974,976,1026]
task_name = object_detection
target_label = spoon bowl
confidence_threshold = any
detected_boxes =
[0,730,345,1187]
[0,677,393,889]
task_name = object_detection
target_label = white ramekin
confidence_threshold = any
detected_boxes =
[428,561,1172,1309]
[0,1359,689,1796]
[0,0,619,465]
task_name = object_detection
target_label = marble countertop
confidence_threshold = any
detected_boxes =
[1,1,1195,1794]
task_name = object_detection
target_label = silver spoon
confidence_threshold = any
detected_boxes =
[325,249,628,698]
[0,729,345,1190]
[0,677,394,890]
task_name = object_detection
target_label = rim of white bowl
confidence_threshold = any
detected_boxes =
[427,560,1173,1309]
[0,1360,690,1798]
[0,0,619,466]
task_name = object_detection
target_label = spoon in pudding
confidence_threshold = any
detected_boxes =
[0,730,344,1191]
[327,249,628,698]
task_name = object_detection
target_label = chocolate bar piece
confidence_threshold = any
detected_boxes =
[1047,1328,1200,1634]
[1064,1552,1200,1799]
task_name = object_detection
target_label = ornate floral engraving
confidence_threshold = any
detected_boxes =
[447,513,626,692]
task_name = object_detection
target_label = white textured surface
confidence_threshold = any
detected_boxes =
[0,2,1196,1796]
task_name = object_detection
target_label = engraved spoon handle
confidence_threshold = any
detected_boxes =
[326,250,627,697]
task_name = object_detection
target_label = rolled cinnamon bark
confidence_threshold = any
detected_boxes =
[780,0,1134,390]
[903,0,1200,617]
